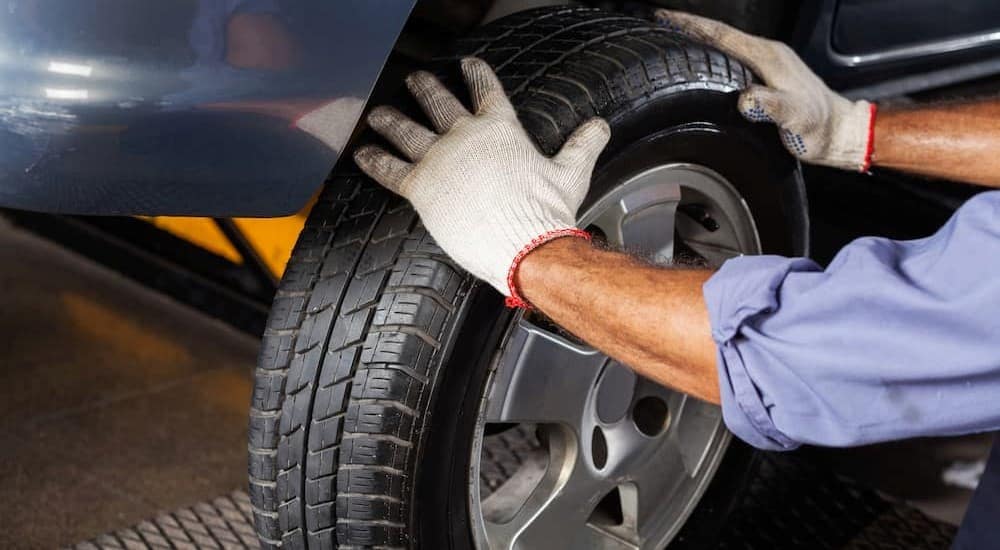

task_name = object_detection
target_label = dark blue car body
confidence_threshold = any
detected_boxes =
[0,0,415,216]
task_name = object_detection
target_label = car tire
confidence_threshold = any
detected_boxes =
[248,6,807,549]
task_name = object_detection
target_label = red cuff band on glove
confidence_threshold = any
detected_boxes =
[505,228,591,309]
[861,102,878,173]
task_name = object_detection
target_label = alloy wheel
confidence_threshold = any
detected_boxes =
[469,163,761,550]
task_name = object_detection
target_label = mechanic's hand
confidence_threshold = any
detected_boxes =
[655,10,876,172]
[353,57,609,307]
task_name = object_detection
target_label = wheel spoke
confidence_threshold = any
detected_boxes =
[672,396,728,478]
[480,447,549,524]
[631,446,688,542]
[588,178,681,261]
[489,443,636,550]
[484,319,607,425]
[514,497,638,550]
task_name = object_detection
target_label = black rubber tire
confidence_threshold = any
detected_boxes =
[248,6,808,549]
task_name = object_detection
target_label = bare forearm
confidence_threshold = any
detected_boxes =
[516,237,721,404]
[873,99,1000,187]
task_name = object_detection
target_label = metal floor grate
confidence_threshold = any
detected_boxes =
[71,443,958,550]
[70,487,956,550]
[69,492,259,550]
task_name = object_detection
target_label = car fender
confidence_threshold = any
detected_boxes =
[0,0,415,216]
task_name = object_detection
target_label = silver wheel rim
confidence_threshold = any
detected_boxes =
[469,163,761,550]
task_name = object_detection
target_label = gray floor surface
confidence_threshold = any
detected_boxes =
[0,220,259,548]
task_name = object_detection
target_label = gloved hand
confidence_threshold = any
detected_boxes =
[353,57,610,307]
[655,10,876,172]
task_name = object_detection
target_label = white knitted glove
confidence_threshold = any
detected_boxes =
[353,57,610,307]
[655,10,877,172]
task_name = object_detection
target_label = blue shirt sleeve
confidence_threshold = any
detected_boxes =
[704,190,1000,451]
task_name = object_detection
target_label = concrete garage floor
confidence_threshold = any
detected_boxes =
[0,176,994,547]
[0,219,258,548]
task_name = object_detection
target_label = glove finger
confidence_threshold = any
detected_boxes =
[353,145,413,195]
[553,117,611,171]
[779,128,810,158]
[367,105,438,161]
[405,70,472,133]
[654,10,778,81]
[460,57,515,117]
[738,86,811,157]
[553,118,610,201]
[737,85,794,125]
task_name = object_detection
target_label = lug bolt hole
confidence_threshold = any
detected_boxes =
[633,396,670,437]
[591,426,608,469]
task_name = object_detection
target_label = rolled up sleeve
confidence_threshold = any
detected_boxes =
[704,191,1000,451]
